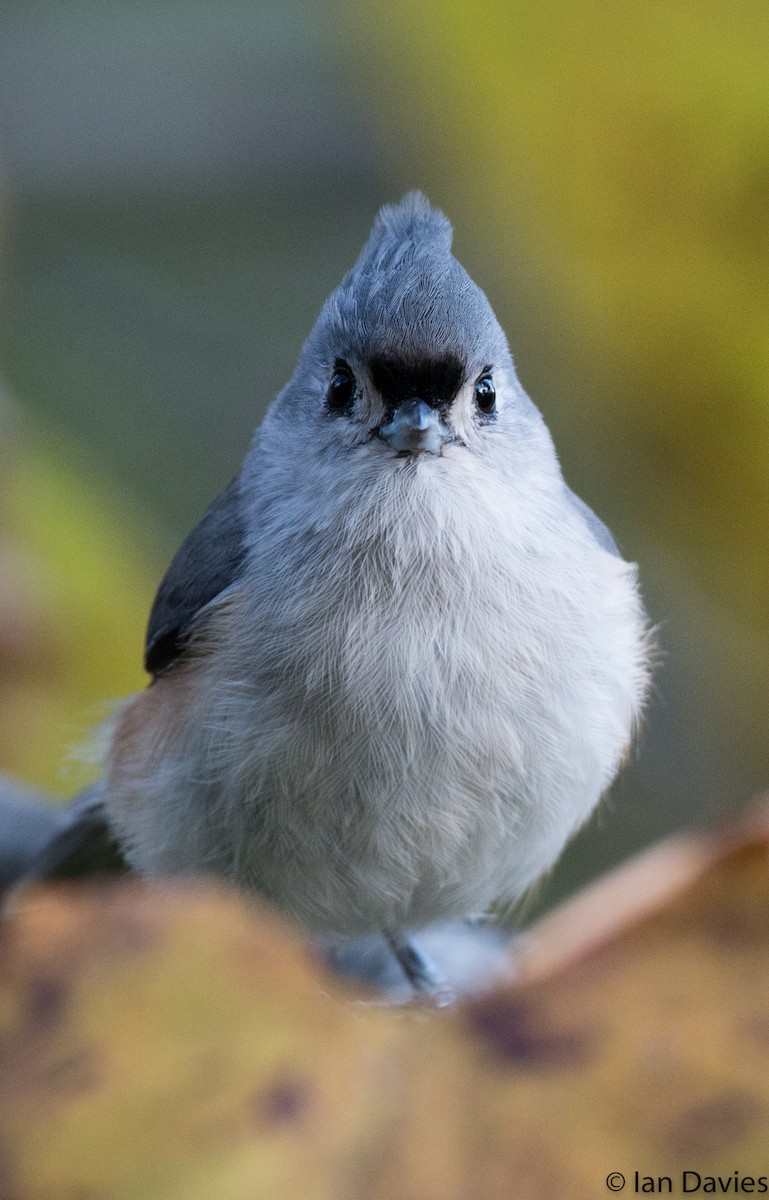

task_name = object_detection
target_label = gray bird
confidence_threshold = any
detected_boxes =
[11,193,651,1000]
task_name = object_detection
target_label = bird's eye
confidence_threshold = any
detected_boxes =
[327,361,356,413]
[474,373,496,415]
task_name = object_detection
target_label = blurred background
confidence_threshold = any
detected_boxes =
[0,0,767,912]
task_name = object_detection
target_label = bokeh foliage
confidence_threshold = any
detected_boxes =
[3,806,769,1198]
[0,419,152,792]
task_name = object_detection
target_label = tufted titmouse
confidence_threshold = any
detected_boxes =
[20,194,651,999]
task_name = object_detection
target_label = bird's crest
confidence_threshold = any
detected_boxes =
[355,191,453,275]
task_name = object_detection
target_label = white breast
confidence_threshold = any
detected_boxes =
[106,444,649,936]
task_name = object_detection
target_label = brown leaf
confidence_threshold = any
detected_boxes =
[2,804,769,1199]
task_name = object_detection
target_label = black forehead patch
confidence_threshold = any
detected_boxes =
[368,354,465,406]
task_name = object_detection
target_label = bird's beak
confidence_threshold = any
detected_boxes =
[379,399,450,456]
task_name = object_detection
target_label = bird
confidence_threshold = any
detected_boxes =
[13,193,651,1001]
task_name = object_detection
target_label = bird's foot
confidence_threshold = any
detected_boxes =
[385,933,456,1007]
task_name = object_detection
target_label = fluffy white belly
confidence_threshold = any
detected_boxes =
[105,500,646,936]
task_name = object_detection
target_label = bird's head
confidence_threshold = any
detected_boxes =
[287,192,523,461]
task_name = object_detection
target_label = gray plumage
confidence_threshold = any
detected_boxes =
[0,776,61,891]
[0,779,126,893]
[145,474,247,675]
[98,194,649,975]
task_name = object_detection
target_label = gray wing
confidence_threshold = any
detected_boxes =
[0,780,129,894]
[564,485,620,557]
[25,783,129,882]
[145,474,248,675]
[0,775,62,892]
